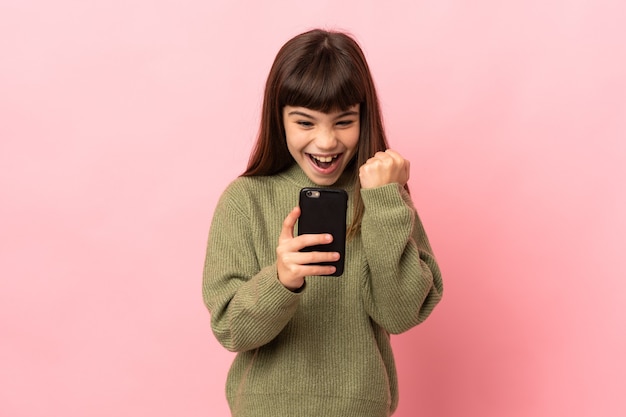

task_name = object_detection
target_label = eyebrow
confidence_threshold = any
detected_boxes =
[287,110,359,119]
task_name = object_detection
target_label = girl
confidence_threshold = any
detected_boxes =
[203,29,443,417]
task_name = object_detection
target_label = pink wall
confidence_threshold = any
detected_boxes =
[1,1,624,416]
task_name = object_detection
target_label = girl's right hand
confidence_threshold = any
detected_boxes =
[276,207,340,290]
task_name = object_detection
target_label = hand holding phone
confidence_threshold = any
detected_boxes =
[297,187,348,276]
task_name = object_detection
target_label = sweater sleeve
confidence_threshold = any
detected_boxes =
[202,186,302,352]
[359,183,443,334]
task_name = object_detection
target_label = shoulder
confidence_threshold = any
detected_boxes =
[220,174,285,200]
[221,175,269,197]
[214,164,312,216]
[216,173,298,212]
[215,176,264,212]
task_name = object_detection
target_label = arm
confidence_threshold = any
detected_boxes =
[202,185,340,352]
[358,150,443,334]
[359,183,443,334]
[202,188,302,352]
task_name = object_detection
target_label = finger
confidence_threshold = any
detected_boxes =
[378,151,402,170]
[278,245,339,262]
[373,150,392,162]
[282,263,337,278]
[383,148,406,166]
[277,250,339,279]
[301,264,338,276]
[294,233,333,251]
[287,249,340,265]
[363,153,387,168]
[383,149,409,175]
[384,149,405,163]
[279,206,300,242]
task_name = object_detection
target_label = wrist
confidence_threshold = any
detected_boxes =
[278,274,305,292]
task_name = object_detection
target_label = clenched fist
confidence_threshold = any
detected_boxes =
[359,149,410,189]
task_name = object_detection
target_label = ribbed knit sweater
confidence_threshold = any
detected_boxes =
[203,164,443,417]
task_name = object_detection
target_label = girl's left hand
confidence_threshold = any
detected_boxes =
[359,149,410,189]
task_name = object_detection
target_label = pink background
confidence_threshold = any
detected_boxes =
[1,1,624,416]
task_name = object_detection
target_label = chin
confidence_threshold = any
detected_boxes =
[311,176,340,186]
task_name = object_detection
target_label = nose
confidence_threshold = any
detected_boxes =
[315,128,337,150]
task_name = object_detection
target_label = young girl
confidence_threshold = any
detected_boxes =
[203,29,443,417]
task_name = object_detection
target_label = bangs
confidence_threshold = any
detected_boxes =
[279,49,365,112]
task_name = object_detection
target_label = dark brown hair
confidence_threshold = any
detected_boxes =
[243,29,389,237]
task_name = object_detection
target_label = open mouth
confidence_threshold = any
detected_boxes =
[308,153,340,170]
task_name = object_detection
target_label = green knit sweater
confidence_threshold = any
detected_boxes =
[203,164,443,417]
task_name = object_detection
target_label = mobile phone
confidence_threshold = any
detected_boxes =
[297,187,348,276]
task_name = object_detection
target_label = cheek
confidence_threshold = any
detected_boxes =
[285,130,304,154]
[346,128,360,152]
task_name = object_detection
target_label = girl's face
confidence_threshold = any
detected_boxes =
[283,105,360,186]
